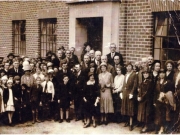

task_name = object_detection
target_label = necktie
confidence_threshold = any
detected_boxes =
[97,61,99,66]
[44,82,48,93]
[111,53,114,59]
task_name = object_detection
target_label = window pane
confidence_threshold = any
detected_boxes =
[154,37,161,48]
[169,37,180,49]
[168,49,180,61]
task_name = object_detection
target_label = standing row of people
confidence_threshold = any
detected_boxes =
[0,42,180,134]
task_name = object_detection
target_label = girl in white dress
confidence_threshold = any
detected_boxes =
[3,79,15,126]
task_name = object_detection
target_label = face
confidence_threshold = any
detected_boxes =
[36,78,41,84]
[143,72,149,79]
[101,65,107,72]
[166,63,173,71]
[63,77,69,84]
[51,55,56,60]
[114,57,120,64]
[2,79,7,84]
[4,63,9,70]
[62,64,67,70]
[14,62,19,68]
[7,82,13,88]
[178,65,180,71]
[154,63,161,72]
[57,50,63,58]
[54,68,58,73]
[126,65,133,72]
[89,50,95,58]
[84,56,90,63]
[66,51,71,58]
[15,80,20,84]
[141,62,147,68]
[85,45,91,52]
[43,65,47,70]
[101,57,107,63]
[116,68,121,75]
[70,48,75,54]
[75,65,81,72]
[110,44,116,52]
[95,53,101,61]
[90,67,95,72]
[45,76,49,81]
[159,72,165,79]
[30,64,34,69]
[89,75,95,81]
[36,68,41,74]
[21,86,25,91]
[148,57,153,64]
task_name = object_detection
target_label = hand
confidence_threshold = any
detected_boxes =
[174,92,177,96]
[14,97,18,100]
[58,100,60,103]
[137,88,140,92]
[120,93,123,99]
[153,104,156,106]
[137,97,141,101]
[24,105,26,107]
[83,97,87,102]
[4,104,7,108]
[51,99,54,102]
[129,94,133,99]
[70,101,72,105]
[39,102,42,106]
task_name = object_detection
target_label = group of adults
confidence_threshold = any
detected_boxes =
[0,42,180,134]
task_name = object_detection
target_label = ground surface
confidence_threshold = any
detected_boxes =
[0,119,155,134]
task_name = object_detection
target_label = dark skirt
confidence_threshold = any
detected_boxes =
[83,100,100,117]
[121,90,134,116]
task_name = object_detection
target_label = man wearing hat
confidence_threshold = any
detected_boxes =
[7,53,15,66]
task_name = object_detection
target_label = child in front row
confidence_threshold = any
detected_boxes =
[30,77,42,124]
[58,75,72,123]
[41,74,55,121]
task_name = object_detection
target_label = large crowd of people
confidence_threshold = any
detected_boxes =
[0,42,180,134]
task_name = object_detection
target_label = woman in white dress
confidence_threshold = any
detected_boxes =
[99,62,114,125]
[3,79,15,126]
[112,66,125,123]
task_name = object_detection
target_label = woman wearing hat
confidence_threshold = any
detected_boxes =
[81,42,92,62]
[82,72,100,128]
[137,69,153,133]
[98,62,114,125]
[120,62,138,131]
[3,79,15,126]
[154,69,175,134]
[21,64,35,121]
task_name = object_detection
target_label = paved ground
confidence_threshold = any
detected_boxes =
[0,119,156,134]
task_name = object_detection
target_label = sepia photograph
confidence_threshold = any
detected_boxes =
[0,0,180,134]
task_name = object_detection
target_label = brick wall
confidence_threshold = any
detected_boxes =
[0,1,153,63]
[0,1,69,58]
[119,0,153,64]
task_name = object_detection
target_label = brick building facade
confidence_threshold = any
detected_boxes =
[0,0,180,65]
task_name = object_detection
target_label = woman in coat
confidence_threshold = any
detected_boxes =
[154,69,175,134]
[99,62,114,125]
[120,62,138,131]
[83,72,100,128]
[137,69,153,133]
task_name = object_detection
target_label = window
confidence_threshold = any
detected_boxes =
[12,20,26,55]
[153,12,180,67]
[39,18,57,57]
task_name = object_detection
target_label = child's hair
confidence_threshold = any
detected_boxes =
[63,75,69,79]
[21,84,28,89]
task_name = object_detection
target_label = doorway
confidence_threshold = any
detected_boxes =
[75,17,103,57]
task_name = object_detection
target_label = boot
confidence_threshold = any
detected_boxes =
[32,112,35,124]
[36,112,41,123]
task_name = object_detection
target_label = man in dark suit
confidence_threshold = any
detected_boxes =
[71,64,85,121]
[2,62,10,76]
[94,51,101,67]
[89,50,95,63]
[80,55,90,73]
[70,47,79,65]
[107,43,124,66]
[8,60,24,77]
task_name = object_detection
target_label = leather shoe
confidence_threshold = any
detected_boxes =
[66,119,70,123]
[129,125,133,131]
[83,123,90,128]
[104,121,108,125]
[124,122,129,127]
[59,119,63,123]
